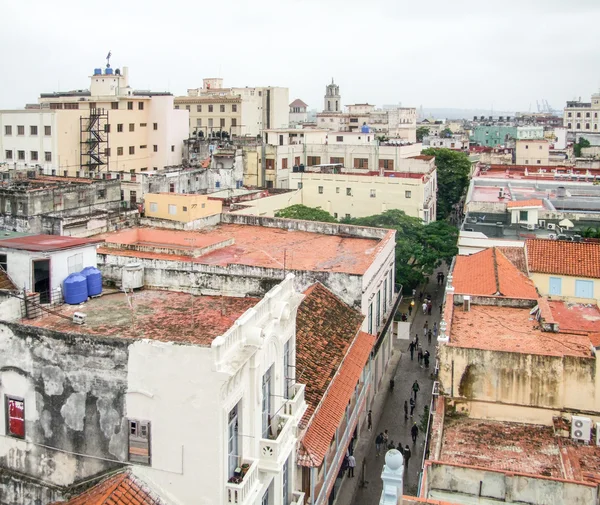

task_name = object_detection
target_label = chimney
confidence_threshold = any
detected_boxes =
[379,449,404,505]
[463,295,471,312]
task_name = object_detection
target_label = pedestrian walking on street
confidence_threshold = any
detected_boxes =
[410,397,415,417]
[440,272,445,286]
[408,303,413,316]
[419,291,423,302]
[427,302,432,316]
[383,430,389,446]
[414,334,419,348]
[412,288,416,298]
[437,272,442,285]
[424,350,430,369]
[422,301,427,315]
[367,410,372,431]
[404,400,409,420]
[440,304,443,315]
[396,442,403,454]
[388,440,395,450]
[427,329,432,344]
[433,322,438,339]
[347,454,356,477]
[408,340,416,360]
[375,432,384,456]
[411,422,419,443]
[404,445,411,468]
[417,346,424,368]
[412,380,420,401]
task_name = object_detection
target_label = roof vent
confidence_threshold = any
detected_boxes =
[463,295,471,312]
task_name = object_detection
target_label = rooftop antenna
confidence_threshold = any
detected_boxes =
[106,50,112,69]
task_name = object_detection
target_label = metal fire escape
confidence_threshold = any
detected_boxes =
[80,108,109,176]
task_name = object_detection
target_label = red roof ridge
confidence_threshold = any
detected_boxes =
[298,331,375,467]
[526,239,600,278]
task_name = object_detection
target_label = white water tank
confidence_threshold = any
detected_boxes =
[122,262,144,290]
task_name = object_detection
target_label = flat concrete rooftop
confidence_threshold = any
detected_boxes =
[25,290,259,346]
[449,305,593,358]
[439,417,600,484]
[99,224,386,275]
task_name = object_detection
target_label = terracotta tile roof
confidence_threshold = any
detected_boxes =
[298,331,374,467]
[506,199,544,208]
[50,471,167,505]
[497,246,527,273]
[289,99,308,108]
[449,305,592,357]
[590,333,600,348]
[526,239,600,278]
[100,225,389,276]
[295,283,366,425]
[547,301,600,334]
[452,248,538,299]
[0,234,103,252]
[25,290,259,346]
[439,417,600,485]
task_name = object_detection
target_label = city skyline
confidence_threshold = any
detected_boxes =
[1,0,600,113]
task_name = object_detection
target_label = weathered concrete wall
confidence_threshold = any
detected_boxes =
[97,252,364,307]
[426,462,598,505]
[221,213,390,240]
[0,471,64,505]
[0,293,22,322]
[438,345,598,414]
[0,322,129,494]
[139,213,221,230]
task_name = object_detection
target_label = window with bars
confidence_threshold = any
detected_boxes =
[5,396,25,439]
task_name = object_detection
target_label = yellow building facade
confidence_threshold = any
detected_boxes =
[143,193,222,222]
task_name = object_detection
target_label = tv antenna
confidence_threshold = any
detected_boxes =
[106,50,112,68]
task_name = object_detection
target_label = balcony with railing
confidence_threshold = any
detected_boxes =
[259,413,295,472]
[283,383,307,422]
[225,457,260,505]
[291,491,305,505]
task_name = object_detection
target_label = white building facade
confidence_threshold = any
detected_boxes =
[0,63,188,178]
[564,93,600,133]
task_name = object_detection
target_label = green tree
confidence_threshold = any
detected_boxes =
[422,148,471,220]
[344,210,458,292]
[416,126,430,142]
[582,226,600,239]
[274,204,337,222]
[440,128,453,138]
[574,137,591,157]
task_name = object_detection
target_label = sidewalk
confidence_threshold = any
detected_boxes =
[335,268,447,505]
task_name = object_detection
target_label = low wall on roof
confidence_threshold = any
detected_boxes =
[424,461,598,505]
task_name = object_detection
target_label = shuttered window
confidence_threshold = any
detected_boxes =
[379,159,394,170]
[6,396,25,439]
[128,419,151,465]
[354,158,368,169]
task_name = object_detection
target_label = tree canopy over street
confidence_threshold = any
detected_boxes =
[274,204,337,222]
[422,147,471,220]
[343,210,458,291]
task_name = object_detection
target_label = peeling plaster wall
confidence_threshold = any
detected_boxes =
[426,463,597,505]
[0,322,130,498]
[98,253,364,308]
[438,345,598,415]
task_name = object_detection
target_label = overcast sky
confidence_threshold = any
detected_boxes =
[2,0,599,114]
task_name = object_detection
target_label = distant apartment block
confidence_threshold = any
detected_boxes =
[0,62,188,178]
[175,78,289,138]
[564,93,600,132]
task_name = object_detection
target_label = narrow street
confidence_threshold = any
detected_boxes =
[342,269,446,505]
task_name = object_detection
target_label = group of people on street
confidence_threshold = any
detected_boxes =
[375,429,414,468]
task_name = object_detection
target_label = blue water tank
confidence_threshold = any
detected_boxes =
[64,273,88,305]
[361,124,370,133]
[93,68,102,75]
[80,266,102,296]
[105,68,114,75]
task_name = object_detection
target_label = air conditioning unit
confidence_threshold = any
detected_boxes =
[548,233,557,240]
[571,416,592,442]
[547,223,556,231]
[526,223,535,230]
[596,422,600,446]
[538,220,546,228]
[73,312,87,325]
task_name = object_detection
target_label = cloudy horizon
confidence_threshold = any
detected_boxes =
[2,0,599,114]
